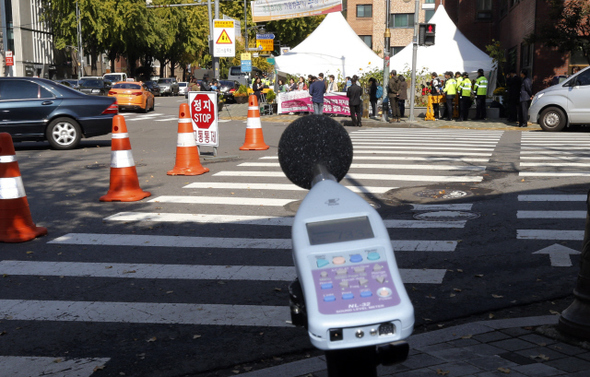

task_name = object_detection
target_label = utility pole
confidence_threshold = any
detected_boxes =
[214,0,219,80]
[381,0,391,122]
[408,0,419,122]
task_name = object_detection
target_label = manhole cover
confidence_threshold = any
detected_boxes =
[414,189,472,199]
[85,163,108,169]
[414,211,480,221]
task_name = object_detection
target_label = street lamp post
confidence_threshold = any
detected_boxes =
[381,0,390,122]
[408,0,419,122]
[76,1,83,78]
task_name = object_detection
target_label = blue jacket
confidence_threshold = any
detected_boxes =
[309,80,326,103]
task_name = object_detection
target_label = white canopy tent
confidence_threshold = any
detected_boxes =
[274,12,383,78]
[389,6,494,75]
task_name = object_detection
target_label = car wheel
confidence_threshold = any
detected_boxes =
[151,98,155,111]
[46,117,82,150]
[539,107,567,132]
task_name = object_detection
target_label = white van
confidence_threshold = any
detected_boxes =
[103,72,127,83]
[227,66,263,86]
[529,66,590,131]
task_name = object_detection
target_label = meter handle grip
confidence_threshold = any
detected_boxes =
[311,164,337,187]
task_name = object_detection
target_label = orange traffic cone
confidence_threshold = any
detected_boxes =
[240,94,269,150]
[0,132,47,243]
[100,115,151,202]
[167,103,209,176]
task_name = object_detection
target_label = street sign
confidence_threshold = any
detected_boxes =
[256,33,275,40]
[6,50,13,66]
[266,57,275,65]
[256,39,274,52]
[189,92,219,148]
[213,19,235,57]
[241,53,252,73]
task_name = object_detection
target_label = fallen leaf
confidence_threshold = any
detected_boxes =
[243,367,253,371]
[531,354,550,361]
[461,334,473,339]
[193,335,202,339]
[453,288,462,292]
[457,269,463,273]
[166,291,173,294]
[93,365,105,372]
[274,288,282,292]
[147,337,157,342]
[475,274,484,278]
[273,356,283,361]
[492,294,504,298]
[437,324,444,328]
[53,358,63,363]
[489,313,495,319]
[550,310,560,315]
[449,293,456,297]
[498,367,511,373]
[436,368,450,375]
[105,266,113,269]
[26,251,34,254]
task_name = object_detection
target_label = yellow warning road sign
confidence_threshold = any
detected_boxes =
[216,29,232,44]
[256,39,274,52]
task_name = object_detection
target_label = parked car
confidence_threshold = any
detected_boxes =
[108,81,155,112]
[78,78,111,96]
[144,80,161,97]
[157,77,179,96]
[178,82,189,96]
[55,79,79,89]
[529,66,590,132]
[0,77,117,149]
[218,80,239,103]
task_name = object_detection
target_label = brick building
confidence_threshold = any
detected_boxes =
[346,0,588,92]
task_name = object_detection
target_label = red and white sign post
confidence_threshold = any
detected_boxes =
[189,92,219,150]
[5,51,14,66]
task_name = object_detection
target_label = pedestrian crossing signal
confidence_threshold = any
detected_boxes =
[419,23,436,46]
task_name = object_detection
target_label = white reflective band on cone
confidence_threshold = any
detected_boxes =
[110,150,135,168]
[112,133,129,139]
[179,119,191,124]
[248,106,259,111]
[0,176,26,199]
[246,118,262,129]
[177,133,197,147]
[0,155,17,163]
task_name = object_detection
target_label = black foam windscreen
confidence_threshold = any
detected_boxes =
[278,115,353,189]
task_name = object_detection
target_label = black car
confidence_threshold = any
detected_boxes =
[0,77,117,150]
[55,79,79,89]
[144,81,161,97]
[218,80,239,103]
[78,78,111,96]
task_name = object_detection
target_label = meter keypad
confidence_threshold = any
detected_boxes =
[310,247,401,315]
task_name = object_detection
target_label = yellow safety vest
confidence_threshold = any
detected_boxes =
[444,78,457,95]
[460,78,472,96]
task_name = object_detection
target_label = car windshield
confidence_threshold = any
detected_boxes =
[103,75,121,81]
[79,79,102,87]
[158,79,173,84]
[113,83,141,89]
[179,83,187,87]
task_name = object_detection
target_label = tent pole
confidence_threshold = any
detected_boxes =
[381,0,391,122]
[409,0,419,122]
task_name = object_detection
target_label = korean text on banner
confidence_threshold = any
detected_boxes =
[189,92,220,148]
[251,0,342,22]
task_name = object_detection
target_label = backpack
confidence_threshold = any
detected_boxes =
[376,85,383,98]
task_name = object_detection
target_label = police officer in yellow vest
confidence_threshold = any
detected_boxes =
[473,68,488,120]
[455,72,464,121]
[458,72,472,121]
[442,71,457,121]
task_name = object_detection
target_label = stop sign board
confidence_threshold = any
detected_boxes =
[189,91,219,148]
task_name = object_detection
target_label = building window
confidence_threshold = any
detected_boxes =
[520,43,533,72]
[477,0,492,20]
[392,46,405,56]
[356,5,372,18]
[425,9,435,22]
[499,0,508,17]
[506,46,517,74]
[424,0,435,3]
[390,13,414,28]
[359,35,372,49]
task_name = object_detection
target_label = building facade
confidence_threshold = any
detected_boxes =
[346,0,588,92]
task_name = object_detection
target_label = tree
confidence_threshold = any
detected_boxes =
[527,0,590,65]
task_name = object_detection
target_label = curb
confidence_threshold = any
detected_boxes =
[239,315,559,377]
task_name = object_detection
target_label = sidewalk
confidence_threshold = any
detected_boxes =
[240,315,590,377]
[219,103,542,131]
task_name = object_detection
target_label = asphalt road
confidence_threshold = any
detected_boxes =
[0,96,587,377]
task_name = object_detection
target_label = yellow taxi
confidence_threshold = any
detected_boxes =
[108,81,154,112]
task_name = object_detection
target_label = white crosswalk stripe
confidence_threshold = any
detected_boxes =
[520,134,590,177]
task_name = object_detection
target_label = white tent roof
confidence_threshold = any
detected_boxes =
[274,12,383,78]
[390,5,493,74]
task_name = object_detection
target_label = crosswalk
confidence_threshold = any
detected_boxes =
[0,128,514,375]
[519,133,590,177]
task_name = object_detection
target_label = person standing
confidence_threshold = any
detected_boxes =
[253,77,264,103]
[518,69,533,128]
[473,69,488,120]
[288,78,297,92]
[442,71,457,121]
[388,70,401,122]
[369,78,378,118]
[297,76,306,90]
[326,75,337,93]
[398,75,408,119]
[458,72,471,121]
[345,76,352,90]
[309,75,326,115]
[430,72,441,119]
[347,75,363,127]
[506,70,521,123]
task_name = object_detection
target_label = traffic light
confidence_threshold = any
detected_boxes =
[418,23,436,46]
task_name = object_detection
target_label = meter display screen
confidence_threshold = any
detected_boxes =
[306,216,374,245]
